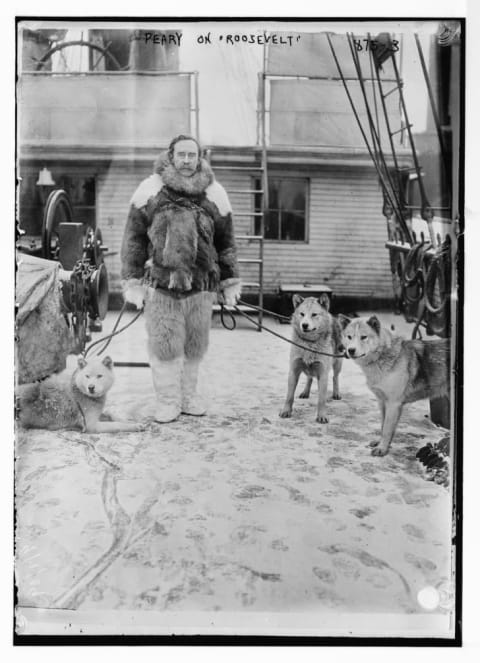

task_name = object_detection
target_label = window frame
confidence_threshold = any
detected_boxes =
[18,167,98,237]
[56,173,97,226]
[252,173,310,244]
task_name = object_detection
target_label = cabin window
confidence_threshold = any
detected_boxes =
[18,172,96,237]
[56,175,97,227]
[254,177,308,241]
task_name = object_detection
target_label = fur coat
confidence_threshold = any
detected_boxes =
[121,153,240,296]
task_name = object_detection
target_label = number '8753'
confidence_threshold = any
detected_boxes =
[353,39,399,52]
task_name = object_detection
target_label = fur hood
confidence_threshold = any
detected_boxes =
[153,151,214,196]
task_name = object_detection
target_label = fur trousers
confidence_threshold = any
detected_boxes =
[144,288,215,361]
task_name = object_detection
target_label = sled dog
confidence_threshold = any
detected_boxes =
[280,294,343,423]
[16,355,144,433]
[340,315,450,456]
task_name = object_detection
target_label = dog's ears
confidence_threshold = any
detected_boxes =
[337,314,351,330]
[367,315,381,334]
[102,356,113,369]
[292,294,304,308]
[77,356,87,369]
[317,293,330,311]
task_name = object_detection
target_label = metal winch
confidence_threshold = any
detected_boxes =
[17,187,110,358]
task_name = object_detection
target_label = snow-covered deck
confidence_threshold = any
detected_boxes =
[14,309,455,638]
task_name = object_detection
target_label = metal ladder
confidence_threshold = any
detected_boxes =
[327,32,413,246]
[371,38,437,247]
[209,159,266,329]
[329,31,447,249]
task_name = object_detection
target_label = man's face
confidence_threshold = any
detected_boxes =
[172,139,199,176]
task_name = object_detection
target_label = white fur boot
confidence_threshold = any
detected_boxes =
[181,358,207,416]
[150,355,183,423]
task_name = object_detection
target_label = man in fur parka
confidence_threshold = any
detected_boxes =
[121,135,241,423]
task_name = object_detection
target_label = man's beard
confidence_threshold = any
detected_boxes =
[161,159,213,195]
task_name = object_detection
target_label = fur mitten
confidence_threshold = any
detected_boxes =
[122,279,147,310]
[219,279,242,306]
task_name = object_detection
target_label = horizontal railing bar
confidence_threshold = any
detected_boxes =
[228,189,264,194]
[385,240,439,256]
[264,73,397,83]
[213,166,264,171]
[22,70,197,76]
[404,205,452,211]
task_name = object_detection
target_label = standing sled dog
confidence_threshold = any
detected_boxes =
[280,294,343,423]
[340,315,450,456]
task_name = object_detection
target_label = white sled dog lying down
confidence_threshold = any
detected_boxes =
[16,355,145,434]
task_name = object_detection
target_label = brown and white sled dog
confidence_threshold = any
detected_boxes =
[340,315,450,456]
[16,355,144,434]
[280,294,343,423]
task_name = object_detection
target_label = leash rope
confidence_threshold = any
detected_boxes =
[232,304,345,359]
[84,296,344,363]
[90,301,128,356]
[219,299,290,331]
[219,303,237,330]
[237,299,292,322]
[84,303,144,357]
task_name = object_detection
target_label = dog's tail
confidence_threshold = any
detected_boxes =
[15,382,42,425]
[16,382,41,408]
